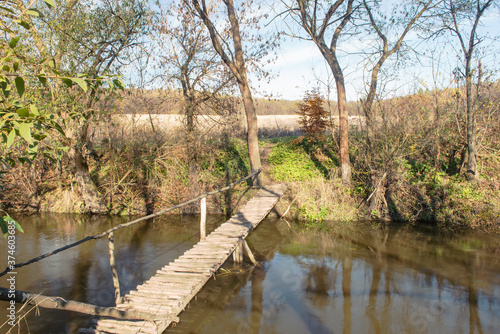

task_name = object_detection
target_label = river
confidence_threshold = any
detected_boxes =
[0,214,499,333]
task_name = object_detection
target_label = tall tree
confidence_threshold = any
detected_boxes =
[286,0,355,187]
[157,1,234,201]
[40,0,150,211]
[358,0,438,212]
[437,0,494,182]
[190,0,276,187]
[361,0,437,132]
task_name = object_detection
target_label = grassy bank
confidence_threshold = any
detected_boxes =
[0,121,257,216]
[265,135,500,231]
[1,112,499,232]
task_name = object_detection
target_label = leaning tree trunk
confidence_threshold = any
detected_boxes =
[240,83,263,187]
[0,287,178,323]
[226,0,262,187]
[325,52,352,187]
[191,0,263,187]
[465,63,478,182]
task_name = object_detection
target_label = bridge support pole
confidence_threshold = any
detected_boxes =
[200,196,207,239]
[108,232,121,305]
[233,239,244,264]
[243,240,259,266]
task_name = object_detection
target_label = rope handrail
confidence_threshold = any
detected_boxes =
[0,169,262,277]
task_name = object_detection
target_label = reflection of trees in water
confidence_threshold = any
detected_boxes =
[291,222,500,334]
[10,215,500,333]
[303,260,334,310]
[342,257,352,334]
[249,266,265,334]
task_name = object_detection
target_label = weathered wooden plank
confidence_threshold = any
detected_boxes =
[83,184,287,334]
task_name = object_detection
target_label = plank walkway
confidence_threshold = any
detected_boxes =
[81,183,287,334]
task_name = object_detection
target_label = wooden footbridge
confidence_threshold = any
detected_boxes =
[83,183,287,334]
[0,171,287,334]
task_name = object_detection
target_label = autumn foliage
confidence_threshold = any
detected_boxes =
[297,89,329,137]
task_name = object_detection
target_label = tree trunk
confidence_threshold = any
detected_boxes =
[337,80,352,187]
[240,83,263,187]
[465,58,478,182]
[69,144,106,213]
[226,0,262,187]
[323,51,352,187]
[192,0,263,187]
[0,287,178,322]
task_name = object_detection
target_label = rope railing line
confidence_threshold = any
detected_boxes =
[0,169,262,278]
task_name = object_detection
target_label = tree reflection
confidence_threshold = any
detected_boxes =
[304,260,332,309]
[342,257,352,334]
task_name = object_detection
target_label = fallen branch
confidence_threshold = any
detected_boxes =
[0,287,179,323]
[357,172,387,209]
[280,197,297,219]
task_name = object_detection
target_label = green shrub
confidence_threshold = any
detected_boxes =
[267,140,320,182]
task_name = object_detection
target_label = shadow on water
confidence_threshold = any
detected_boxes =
[1,215,500,334]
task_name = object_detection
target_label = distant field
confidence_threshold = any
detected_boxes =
[111,114,365,132]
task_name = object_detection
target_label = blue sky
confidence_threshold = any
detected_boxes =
[144,0,500,102]
[250,0,500,101]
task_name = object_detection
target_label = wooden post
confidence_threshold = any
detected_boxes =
[108,232,121,305]
[233,239,244,264]
[243,240,259,266]
[200,196,207,239]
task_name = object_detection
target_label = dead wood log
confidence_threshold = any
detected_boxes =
[0,287,179,323]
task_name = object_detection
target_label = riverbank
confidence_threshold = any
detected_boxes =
[1,119,498,231]
[266,136,500,231]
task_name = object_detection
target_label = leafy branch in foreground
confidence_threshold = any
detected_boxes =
[0,0,125,171]
[0,212,23,239]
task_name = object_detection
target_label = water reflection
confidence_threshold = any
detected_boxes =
[0,215,499,334]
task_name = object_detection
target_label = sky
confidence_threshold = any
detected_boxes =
[143,0,500,102]
[246,1,500,102]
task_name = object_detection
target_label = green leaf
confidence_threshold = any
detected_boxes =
[38,75,47,86]
[6,129,15,147]
[16,108,29,117]
[27,9,43,17]
[33,134,47,141]
[5,158,15,167]
[13,62,19,71]
[61,78,73,88]
[47,59,56,68]
[18,157,32,166]
[52,122,65,136]
[29,104,39,116]
[19,122,32,143]
[17,20,31,29]
[9,37,20,49]
[113,79,125,90]
[72,78,87,92]
[1,88,10,98]
[0,6,15,15]
[14,76,25,97]
[43,0,56,8]
[4,215,23,234]
[0,217,7,238]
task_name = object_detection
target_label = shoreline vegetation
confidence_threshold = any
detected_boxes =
[1,1,499,234]
[1,88,499,232]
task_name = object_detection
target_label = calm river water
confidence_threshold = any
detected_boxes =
[0,214,499,334]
